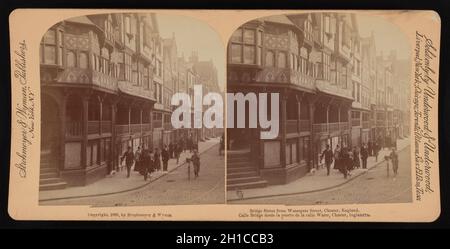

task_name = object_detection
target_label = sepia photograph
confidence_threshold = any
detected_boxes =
[226,12,412,205]
[38,12,226,206]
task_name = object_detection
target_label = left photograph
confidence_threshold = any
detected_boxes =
[38,12,225,206]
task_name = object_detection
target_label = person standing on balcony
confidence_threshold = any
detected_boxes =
[162,145,170,173]
[120,146,135,178]
[320,144,334,176]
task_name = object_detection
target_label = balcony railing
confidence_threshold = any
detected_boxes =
[362,121,370,129]
[352,119,361,127]
[115,124,129,135]
[142,123,151,132]
[130,124,142,133]
[153,120,162,129]
[329,123,340,133]
[313,122,349,134]
[101,121,112,134]
[88,121,100,135]
[163,122,173,130]
[286,120,298,134]
[299,120,310,132]
[66,121,82,137]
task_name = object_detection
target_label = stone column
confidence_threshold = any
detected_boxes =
[59,93,67,172]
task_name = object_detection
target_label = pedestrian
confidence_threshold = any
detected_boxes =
[134,146,142,173]
[390,148,399,176]
[142,148,152,181]
[374,142,380,162]
[181,137,186,153]
[154,148,161,171]
[352,146,360,169]
[360,143,368,169]
[120,146,134,178]
[393,138,398,150]
[320,144,334,176]
[169,142,174,159]
[175,142,182,164]
[339,147,349,179]
[191,149,201,178]
[162,145,169,173]
[368,141,373,156]
[333,144,341,171]
[219,134,225,156]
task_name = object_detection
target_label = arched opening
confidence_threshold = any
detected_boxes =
[41,93,61,170]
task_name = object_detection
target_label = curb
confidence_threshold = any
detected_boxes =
[228,144,410,202]
[40,142,220,202]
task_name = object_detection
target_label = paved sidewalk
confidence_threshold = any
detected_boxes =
[40,137,220,202]
[227,138,410,202]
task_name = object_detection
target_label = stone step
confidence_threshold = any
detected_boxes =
[227,176,263,185]
[227,171,259,179]
[227,157,251,164]
[227,152,251,160]
[227,161,253,168]
[227,180,267,191]
[40,177,63,185]
[227,166,257,174]
[39,181,67,191]
[40,171,59,179]
[40,167,56,174]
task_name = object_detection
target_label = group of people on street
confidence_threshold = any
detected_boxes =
[119,134,202,181]
[320,138,400,179]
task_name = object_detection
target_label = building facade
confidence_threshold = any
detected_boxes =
[40,13,221,190]
[227,13,410,190]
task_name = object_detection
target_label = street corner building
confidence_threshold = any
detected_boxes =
[226,13,411,191]
[39,13,222,191]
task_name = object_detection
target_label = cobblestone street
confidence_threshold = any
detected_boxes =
[232,145,412,205]
[42,144,224,206]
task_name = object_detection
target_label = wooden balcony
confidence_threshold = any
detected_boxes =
[286,120,298,134]
[88,121,100,135]
[130,124,142,133]
[152,120,162,129]
[313,122,350,134]
[362,121,370,129]
[55,68,118,92]
[142,123,151,132]
[115,124,129,135]
[101,121,112,134]
[163,122,173,130]
[299,120,310,132]
[352,119,361,127]
[66,121,82,137]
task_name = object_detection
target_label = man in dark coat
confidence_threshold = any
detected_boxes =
[120,146,134,178]
[320,144,334,176]
[175,142,182,164]
[154,148,161,171]
[360,143,369,169]
[390,148,399,176]
[142,148,153,181]
[191,149,201,178]
[162,145,170,172]
[368,141,373,156]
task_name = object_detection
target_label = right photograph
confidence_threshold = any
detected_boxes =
[226,12,412,205]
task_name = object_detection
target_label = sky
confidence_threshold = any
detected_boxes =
[356,13,411,60]
[156,13,226,92]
